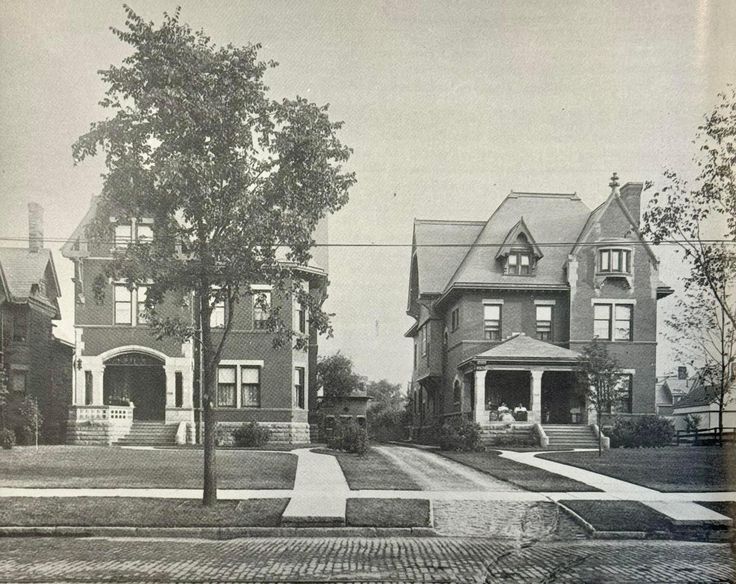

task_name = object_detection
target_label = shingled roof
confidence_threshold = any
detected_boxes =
[461,333,581,366]
[0,247,60,315]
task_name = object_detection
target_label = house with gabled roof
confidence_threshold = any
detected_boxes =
[406,174,673,446]
[0,204,73,443]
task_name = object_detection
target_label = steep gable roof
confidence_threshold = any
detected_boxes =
[412,219,485,295]
[0,247,61,316]
[495,217,544,260]
[448,192,591,289]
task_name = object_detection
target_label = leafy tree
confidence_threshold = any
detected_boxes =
[642,87,736,444]
[316,352,364,399]
[664,289,734,444]
[576,339,625,455]
[365,379,407,442]
[72,7,354,505]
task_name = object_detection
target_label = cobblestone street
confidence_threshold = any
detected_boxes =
[1,536,733,583]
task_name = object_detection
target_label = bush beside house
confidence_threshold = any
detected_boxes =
[608,415,674,448]
[439,416,482,451]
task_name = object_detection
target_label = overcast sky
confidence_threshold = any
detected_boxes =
[1,1,734,385]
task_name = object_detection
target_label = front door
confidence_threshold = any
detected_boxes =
[103,364,166,420]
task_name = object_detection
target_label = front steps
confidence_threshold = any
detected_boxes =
[115,421,177,447]
[543,424,599,449]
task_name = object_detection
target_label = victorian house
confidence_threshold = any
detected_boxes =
[0,204,73,443]
[406,175,673,446]
[61,197,328,445]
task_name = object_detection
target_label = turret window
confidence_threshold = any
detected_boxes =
[599,248,631,274]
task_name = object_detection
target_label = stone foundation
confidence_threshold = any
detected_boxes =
[66,419,132,446]
[215,421,311,445]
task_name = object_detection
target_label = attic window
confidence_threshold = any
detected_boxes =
[598,248,631,274]
[507,253,532,275]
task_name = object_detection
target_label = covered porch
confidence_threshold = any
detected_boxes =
[459,333,584,425]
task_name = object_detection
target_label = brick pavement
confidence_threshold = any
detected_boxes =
[0,537,733,583]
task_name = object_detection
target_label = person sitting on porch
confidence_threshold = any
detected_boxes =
[497,403,510,413]
[513,404,527,414]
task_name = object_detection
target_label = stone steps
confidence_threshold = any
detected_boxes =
[115,422,177,447]
[543,425,599,449]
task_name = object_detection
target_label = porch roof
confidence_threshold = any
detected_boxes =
[461,333,581,368]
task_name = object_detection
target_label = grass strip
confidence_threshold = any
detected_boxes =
[559,500,672,532]
[346,498,431,527]
[540,446,734,492]
[438,450,600,492]
[316,448,422,490]
[0,497,289,527]
[0,446,297,489]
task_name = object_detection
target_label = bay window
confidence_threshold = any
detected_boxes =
[599,248,631,274]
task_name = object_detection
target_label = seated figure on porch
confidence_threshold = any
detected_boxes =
[514,403,528,422]
[497,403,510,413]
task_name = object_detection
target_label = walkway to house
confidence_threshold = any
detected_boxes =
[0,446,733,529]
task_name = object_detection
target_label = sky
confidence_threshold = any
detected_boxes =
[1,0,735,385]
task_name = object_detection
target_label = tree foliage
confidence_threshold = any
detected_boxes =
[642,87,736,441]
[366,379,407,442]
[576,340,625,454]
[72,7,355,504]
[316,352,365,399]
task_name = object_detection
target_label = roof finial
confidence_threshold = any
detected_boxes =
[609,172,620,190]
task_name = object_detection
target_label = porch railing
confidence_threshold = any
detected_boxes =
[69,405,135,422]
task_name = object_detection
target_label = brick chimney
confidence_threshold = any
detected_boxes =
[28,202,44,252]
[619,182,643,227]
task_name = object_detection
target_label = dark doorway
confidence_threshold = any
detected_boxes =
[541,371,583,424]
[103,363,166,420]
[485,370,530,411]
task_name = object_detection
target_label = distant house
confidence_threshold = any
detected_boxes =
[655,366,693,415]
[61,197,328,445]
[405,175,673,443]
[0,204,73,443]
[672,370,736,432]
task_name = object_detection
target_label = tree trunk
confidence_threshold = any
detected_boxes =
[200,292,217,506]
[597,411,602,457]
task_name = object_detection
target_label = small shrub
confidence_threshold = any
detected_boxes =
[439,416,482,451]
[684,413,701,433]
[0,428,15,449]
[327,418,368,455]
[609,415,674,448]
[232,422,271,448]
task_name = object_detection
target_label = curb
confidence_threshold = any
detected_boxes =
[0,525,438,539]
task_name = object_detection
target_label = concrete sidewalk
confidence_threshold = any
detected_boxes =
[498,449,733,526]
[280,448,350,526]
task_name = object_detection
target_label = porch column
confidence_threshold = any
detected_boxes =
[91,366,105,405]
[529,369,543,423]
[73,366,85,405]
[165,365,176,408]
[473,369,486,424]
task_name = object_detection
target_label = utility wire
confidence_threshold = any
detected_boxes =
[0,236,733,247]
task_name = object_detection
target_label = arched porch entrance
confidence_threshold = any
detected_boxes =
[103,352,166,420]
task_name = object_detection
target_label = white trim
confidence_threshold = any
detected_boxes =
[218,359,265,367]
[250,284,273,292]
[98,345,169,363]
[482,298,504,305]
[591,298,636,305]
[534,299,556,306]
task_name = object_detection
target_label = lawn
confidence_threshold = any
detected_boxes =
[318,448,422,490]
[0,446,297,489]
[346,498,431,528]
[438,450,600,492]
[539,446,735,492]
[559,500,672,533]
[0,497,289,527]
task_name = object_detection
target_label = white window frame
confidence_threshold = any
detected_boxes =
[592,300,635,341]
[112,217,154,249]
[598,247,632,274]
[483,301,502,340]
[252,285,272,330]
[216,360,265,408]
[536,305,553,341]
[114,282,150,326]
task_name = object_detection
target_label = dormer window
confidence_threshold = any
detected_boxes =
[507,252,532,275]
[599,248,631,274]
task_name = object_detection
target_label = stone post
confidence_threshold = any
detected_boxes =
[474,369,486,424]
[91,366,105,405]
[529,369,543,423]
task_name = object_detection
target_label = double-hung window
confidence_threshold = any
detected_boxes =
[294,367,305,409]
[114,219,153,249]
[253,291,271,330]
[114,285,133,325]
[210,300,225,328]
[593,302,633,341]
[450,307,460,332]
[483,303,502,340]
[536,305,553,341]
[507,253,532,275]
[217,366,237,407]
[114,224,133,248]
[240,366,261,407]
[613,374,633,413]
[136,286,148,323]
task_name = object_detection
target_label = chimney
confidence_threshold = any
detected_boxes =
[619,182,643,227]
[28,202,44,252]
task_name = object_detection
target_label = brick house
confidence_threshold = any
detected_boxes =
[406,175,673,444]
[61,197,328,445]
[0,204,73,443]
